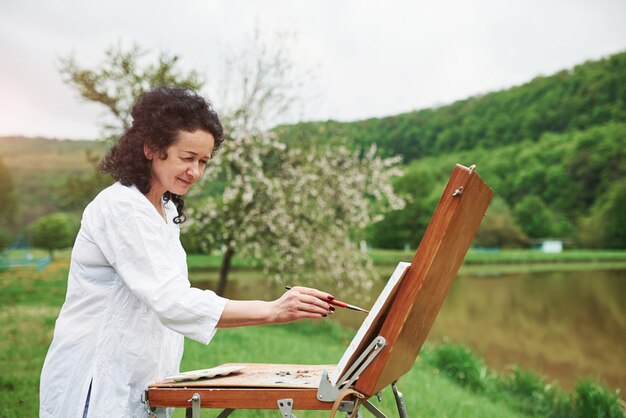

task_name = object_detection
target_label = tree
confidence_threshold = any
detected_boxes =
[28,213,79,259]
[59,42,204,139]
[473,197,528,248]
[578,180,626,248]
[0,158,17,230]
[513,195,554,238]
[190,136,404,295]
[367,164,439,249]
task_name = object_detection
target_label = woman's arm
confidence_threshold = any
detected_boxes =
[217,286,335,328]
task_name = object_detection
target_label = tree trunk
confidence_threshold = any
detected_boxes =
[216,247,235,296]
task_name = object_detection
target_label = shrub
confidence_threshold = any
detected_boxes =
[572,380,625,418]
[421,343,625,418]
[28,212,79,259]
[498,366,569,417]
[423,342,488,392]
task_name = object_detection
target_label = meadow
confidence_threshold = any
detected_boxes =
[1,252,624,417]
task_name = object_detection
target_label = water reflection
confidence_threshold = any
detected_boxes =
[191,268,626,392]
[431,269,626,392]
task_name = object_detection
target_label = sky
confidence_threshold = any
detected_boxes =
[1,0,625,140]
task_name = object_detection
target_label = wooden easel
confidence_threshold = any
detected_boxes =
[145,164,493,417]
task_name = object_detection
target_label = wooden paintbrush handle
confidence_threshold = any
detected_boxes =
[329,299,349,309]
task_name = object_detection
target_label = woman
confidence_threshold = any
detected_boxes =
[39,86,335,418]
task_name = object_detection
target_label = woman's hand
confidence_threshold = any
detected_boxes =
[216,286,335,328]
[270,286,335,324]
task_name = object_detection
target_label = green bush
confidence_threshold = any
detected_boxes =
[572,380,625,418]
[498,366,568,417]
[423,342,488,392]
[423,345,625,418]
[27,212,79,259]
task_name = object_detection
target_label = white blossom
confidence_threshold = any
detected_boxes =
[189,127,404,294]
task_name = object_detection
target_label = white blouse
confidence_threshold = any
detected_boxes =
[40,182,228,418]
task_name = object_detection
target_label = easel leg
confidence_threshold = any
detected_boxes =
[392,382,407,418]
[362,400,387,418]
[186,407,234,417]
[184,393,201,418]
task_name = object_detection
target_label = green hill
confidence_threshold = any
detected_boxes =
[0,137,108,228]
[276,50,626,161]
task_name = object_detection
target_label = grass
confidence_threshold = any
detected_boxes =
[0,261,69,418]
[371,248,626,265]
[7,248,626,272]
[185,248,626,271]
[0,253,624,417]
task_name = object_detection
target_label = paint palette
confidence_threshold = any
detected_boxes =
[164,365,246,382]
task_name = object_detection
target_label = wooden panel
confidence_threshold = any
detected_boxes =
[147,387,332,410]
[355,164,493,395]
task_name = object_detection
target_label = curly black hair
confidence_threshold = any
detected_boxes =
[100,86,224,224]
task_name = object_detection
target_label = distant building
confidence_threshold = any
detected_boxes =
[540,240,563,253]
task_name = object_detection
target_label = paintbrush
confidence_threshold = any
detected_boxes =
[284,286,369,313]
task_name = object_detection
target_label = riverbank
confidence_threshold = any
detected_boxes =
[5,248,626,272]
[185,248,626,271]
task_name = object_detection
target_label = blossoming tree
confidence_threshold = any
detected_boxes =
[189,133,404,295]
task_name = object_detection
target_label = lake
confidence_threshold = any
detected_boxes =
[191,266,626,393]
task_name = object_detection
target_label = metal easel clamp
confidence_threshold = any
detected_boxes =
[317,336,386,402]
[277,398,296,418]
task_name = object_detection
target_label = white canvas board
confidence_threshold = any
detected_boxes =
[329,261,411,385]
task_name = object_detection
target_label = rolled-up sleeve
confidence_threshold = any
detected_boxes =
[92,204,227,344]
